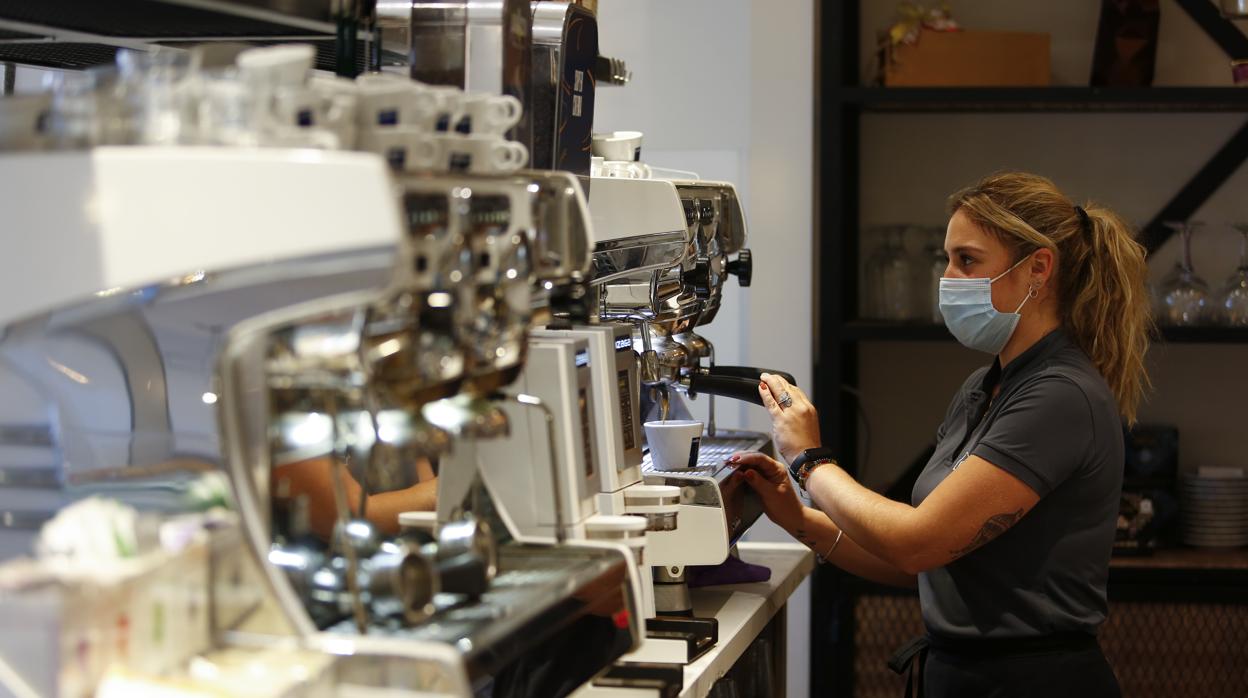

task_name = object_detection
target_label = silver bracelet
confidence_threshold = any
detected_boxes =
[816,528,845,564]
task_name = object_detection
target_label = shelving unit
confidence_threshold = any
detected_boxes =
[813,3,1248,697]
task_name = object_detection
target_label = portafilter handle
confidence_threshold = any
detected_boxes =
[684,371,766,407]
[704,365,796,386]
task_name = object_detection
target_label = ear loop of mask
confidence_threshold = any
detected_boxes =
[993,254,1039,314]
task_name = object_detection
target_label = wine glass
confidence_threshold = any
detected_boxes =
[1218,224,1248,326]
[1157,221,1212,327]
[863,225,914,321]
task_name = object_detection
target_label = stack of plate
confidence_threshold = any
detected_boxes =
[1180,470,1248,548]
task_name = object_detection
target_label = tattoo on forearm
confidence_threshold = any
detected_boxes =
[950,509,1024,560]
[794,527,816,549]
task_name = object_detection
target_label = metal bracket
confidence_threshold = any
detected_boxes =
[1141,117,1248,254]
[1174,0,1248,60]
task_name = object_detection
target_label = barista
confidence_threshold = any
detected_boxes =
[274,456,437,537]
[731,172,1150,697]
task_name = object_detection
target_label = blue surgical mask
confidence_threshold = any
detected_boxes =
[939,256,1033,355]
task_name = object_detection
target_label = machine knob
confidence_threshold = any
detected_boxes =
[726,248,752,287]
[687,256,712,299]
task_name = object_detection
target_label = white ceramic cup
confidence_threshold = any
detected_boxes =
[644,420,704,471]
[355,73,440,130]
[359,128,441,171]
[236,44,314,87]
[459,93,522,135]
[423,85,467,133]
[592,130,643,162]
[434,134,528,173]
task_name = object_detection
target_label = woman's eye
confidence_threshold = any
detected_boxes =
[959,255,975,267]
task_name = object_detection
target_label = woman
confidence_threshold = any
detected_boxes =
[731,172,1150,697]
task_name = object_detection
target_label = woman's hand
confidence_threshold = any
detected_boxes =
[759,372,822,463]
[726,450,805,535]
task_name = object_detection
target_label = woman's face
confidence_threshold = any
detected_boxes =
[943,208,1032,311]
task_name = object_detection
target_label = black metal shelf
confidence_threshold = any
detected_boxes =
[840,86,1248,113]
[841,322,1248,344]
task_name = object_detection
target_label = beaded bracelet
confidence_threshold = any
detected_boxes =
[797,457,837,492]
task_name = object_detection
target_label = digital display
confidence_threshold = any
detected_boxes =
[579,387,595,479]
[404,194,448,231]
[614,336,633,351]
[575,349,590,368]
[618,370,636,454]
[468,196,511,229]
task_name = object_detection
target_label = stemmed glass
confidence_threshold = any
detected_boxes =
[1157,221,1212,327]
[864,225,914,321]
[1217,224,1248,326]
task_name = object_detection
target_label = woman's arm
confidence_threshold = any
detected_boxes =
[274,457,438,538]
[792,506,917,588]
[727,460,915,587]
[804,455,1038,575]
[753,372,1039,575]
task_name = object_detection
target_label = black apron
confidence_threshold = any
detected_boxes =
[889,632,1121,698]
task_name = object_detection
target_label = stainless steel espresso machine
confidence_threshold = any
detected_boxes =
[224,167,647,697]
[0,151,641,697]
[573,170,792,670]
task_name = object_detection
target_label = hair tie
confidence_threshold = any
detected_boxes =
[1074,205,1091,235]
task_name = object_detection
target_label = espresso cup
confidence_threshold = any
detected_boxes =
[355,73,440,130]
[643,420,704,471]
[458,93,522,136]
[236,44,314,88]
[423,85,467,133]
[592,130,643,162]
[434,134,528,173]
[359,128,441,171]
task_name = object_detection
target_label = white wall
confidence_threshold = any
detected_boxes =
[595,1,815,695]
[855,2,1248,492]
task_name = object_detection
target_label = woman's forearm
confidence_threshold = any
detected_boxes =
[790,507,916,588]
[805,464,927,575]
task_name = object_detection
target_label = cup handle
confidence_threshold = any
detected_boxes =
[495,95,522,128]
[493,141,527,170]
[411,138,440,168]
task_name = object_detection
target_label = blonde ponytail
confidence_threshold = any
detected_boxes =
[948,172,1152,423]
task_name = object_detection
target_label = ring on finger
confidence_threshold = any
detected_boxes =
[778,391,794,409]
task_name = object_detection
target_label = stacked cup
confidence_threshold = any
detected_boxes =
[354,72,527,175]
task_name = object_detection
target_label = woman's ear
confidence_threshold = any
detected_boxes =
[1030,247,1055,292]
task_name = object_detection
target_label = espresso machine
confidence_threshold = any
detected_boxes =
[572,170,788,670]
[0,147,499,695]
[233,167,646,696]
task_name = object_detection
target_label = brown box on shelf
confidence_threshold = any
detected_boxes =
[884,29,1051,86]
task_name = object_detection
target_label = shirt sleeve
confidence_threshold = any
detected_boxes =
[970,375,1094,498]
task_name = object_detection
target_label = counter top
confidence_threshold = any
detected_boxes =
[679,542,814,698]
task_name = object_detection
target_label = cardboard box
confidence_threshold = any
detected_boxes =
[884,29,1051,86]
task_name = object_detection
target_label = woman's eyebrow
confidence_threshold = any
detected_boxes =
[946,244,986,256]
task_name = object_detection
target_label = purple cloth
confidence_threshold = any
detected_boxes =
[686,554,772,588]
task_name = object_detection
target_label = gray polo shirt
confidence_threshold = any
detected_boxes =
[912,329,1123,639]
